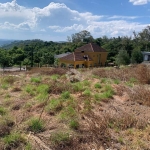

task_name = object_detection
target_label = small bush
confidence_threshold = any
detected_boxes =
[28,118,44,133]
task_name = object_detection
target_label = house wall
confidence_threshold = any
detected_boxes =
[59,59,94,68]
[84,52,108,66]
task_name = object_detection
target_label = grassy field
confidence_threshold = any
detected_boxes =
[0,65,150,150]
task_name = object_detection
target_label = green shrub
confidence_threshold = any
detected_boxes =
[50,131,70,145]
[31,77,41,83]
[28,118,44,133]
[94,83,102,88]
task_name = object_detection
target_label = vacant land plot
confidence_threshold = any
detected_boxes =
[0,65,150,150]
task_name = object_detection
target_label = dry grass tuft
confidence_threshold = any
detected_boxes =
[28,67,68,76]
[128,85,150,106]
[92,64,150,84]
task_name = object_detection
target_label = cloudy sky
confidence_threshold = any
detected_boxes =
[0,0,150,41]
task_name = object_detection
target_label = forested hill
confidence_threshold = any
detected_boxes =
[0,39,16,47]
[0,27,150,68]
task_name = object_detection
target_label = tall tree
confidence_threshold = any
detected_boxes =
[71,30,93,43]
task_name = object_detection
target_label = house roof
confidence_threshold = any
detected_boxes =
[60,52,92,62]
[54,52,71,59]
[142,51,150,55]
[75,43,107,52]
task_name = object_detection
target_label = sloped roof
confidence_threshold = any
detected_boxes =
[60,52,93,62]
[75,43,107,52]
[54,52,71,59]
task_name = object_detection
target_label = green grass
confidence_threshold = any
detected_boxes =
[83,89,91,96]
[61,91,71,99]
[114,79,120,84]
[31,77,41,83]
[94,83,102,88]
[1,83,9,90]
[59,106,76,121]
[50,74,60,80]
[69,120,79,130]
[25,142,32,150]
[72,82,85,92]
[37,84,49,94]
[50,131,70,145]
[0,106,7,116]
[82,80,90,86]
[25,84,36,96]
[28,118,44,133]
[45,98,62,113]
[3,132,25,147]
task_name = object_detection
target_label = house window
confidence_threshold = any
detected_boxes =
[81,51,84,53]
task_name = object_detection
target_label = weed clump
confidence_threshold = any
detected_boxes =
[28,118,44,133]
[3,132,25,148]
[50,131,71,146]
[31,77,41,83]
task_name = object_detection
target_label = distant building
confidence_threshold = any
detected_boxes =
[58,43,108,68]
[142,51,150,61]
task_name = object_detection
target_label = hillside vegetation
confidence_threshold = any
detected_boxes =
[0,26,150,68]
[0,64,150,150]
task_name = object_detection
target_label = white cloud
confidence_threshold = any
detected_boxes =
[129,0,150,5]
[0,0,149,40]
[108,15,138,20]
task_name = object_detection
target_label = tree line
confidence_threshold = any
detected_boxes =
[0,26,150,68]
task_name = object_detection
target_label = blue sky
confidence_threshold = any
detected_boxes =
[0,0,150,41]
